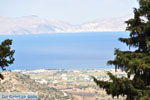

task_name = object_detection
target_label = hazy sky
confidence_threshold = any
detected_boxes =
[0,0,138,24]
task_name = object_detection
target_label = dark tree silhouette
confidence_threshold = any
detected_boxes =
[93,0,150,100]
[0,39,15,79]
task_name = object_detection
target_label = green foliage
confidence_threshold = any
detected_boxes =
[93,0,150,100]
[0,39,15,79]
[92,73,141,99]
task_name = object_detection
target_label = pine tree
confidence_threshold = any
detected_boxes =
[93,0,150,99]
[0,39,15,79]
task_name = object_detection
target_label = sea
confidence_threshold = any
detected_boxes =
[0,32,129,70]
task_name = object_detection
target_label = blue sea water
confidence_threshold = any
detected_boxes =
[0,32,129,70]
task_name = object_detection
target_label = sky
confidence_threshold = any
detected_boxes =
[0,0,138,24]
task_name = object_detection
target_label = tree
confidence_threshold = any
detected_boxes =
[0,39,15,79]
[93,0,150,100]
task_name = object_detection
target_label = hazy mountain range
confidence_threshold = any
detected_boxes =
[0,15,131,35]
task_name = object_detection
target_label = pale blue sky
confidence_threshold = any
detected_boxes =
[0,0,138,24]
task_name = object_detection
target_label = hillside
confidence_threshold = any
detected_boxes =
[16,69,126,100]
[0,71,72,100]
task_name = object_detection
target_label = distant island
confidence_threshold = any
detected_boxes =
[0,15,130,35]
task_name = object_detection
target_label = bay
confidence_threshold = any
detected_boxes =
[0,32,129,70]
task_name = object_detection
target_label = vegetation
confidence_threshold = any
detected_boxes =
[93,0,150,100]
[0,39,15,79]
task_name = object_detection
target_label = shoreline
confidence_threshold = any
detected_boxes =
[7,68,117,71]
